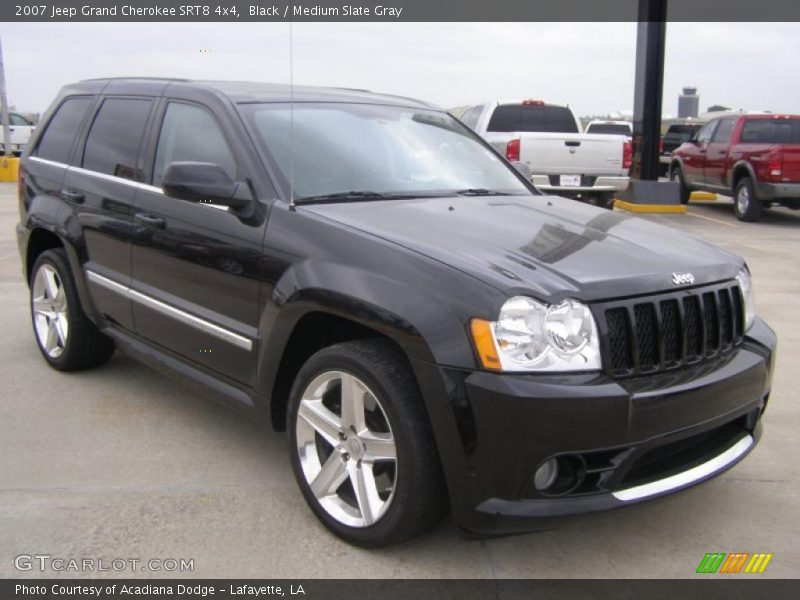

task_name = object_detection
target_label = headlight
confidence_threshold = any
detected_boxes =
[735,267,755,331]
[470,296,601,372]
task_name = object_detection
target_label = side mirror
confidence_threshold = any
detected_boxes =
[161,162,252,210]
[512,161,532,180]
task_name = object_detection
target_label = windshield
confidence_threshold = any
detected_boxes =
[241,103,530,201]
[586,123,631,135]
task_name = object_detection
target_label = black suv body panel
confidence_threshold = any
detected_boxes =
[17,79,776,537]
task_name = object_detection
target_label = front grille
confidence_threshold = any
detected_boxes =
[600,282,745,377]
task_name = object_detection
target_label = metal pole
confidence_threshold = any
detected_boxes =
[631,0,667,181]
[0,36,11,157]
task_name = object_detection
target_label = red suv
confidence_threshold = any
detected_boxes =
[670,114,800,221]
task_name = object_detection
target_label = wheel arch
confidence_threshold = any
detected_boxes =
[25,226,99,322]
[731,161,757,194]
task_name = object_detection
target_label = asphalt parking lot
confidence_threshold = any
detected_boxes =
[1,183,798,579]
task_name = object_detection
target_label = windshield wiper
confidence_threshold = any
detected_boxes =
[294,191,402,205]
[454,188,512,196]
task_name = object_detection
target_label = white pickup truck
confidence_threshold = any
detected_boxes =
[454,100,631,207]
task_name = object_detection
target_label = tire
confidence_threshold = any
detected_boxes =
[670,165,691,204]
[30,249,115,371]
[287,339,447,547]
[593,193,615,210]
[733,177,762,222]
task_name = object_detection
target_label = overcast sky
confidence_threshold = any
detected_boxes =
[3,22,799,117]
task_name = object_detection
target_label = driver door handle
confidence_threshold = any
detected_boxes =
[134,212,166,229]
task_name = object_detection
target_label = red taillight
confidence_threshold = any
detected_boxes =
[623,139,633,169]
[767,148,783,178]
[506,138,521,162]
[521,99,544,106]
[659,137,664,155]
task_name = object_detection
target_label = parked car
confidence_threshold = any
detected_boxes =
[585,119,632,137]
[455,100,631,208]
[1,112,35,155]
[670,114,800,221]
[658,121,704,177]
[18,79,775,546]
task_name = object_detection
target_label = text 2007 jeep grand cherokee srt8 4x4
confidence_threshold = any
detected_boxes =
[17,79,775,547]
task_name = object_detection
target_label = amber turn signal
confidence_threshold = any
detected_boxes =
[470,318,502,371]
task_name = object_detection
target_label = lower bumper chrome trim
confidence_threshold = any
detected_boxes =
[612,434,753,502]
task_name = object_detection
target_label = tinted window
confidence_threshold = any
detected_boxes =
[740,119,800,144]
[10,114,31,126]
[712,118,736,143]
[586,123,631,135]
[666,124,702,136]
[35,97,92,163]
[82,98,152,180]
[153,103,236,187]
[487,104,578,133]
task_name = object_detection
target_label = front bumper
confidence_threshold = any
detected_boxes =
[412,318,776,537]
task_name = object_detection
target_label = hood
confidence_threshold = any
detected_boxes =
[303,195,742,303]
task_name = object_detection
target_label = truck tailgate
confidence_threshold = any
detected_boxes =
[780,144,800,181]
[517,133,625,176]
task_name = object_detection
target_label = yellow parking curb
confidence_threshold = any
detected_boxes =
[613,199,687,214]
[690,191,718,201]
[0,156,20,182]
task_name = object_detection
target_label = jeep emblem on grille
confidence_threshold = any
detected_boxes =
[672,272,695,286]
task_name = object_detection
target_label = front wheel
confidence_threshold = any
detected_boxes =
[734,177,762,222]
[287,340,447,547]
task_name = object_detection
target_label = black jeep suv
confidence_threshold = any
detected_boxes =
[17,78,776,546]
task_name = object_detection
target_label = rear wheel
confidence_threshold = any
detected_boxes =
[30,249,115,370]
[670,165,691,204]
[287,340,446,547]
[734,177,762,222]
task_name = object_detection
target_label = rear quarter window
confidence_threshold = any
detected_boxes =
[82,97,153,181]
[34,97,93,163]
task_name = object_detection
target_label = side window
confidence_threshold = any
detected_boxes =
[712,118,735,143]
[696,121,717,144]
[10,114,31,126]
[153,103,236,187]
[35,97,92,163]
[82,98,153,180]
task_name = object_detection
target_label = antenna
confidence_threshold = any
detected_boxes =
[288,4,295,208]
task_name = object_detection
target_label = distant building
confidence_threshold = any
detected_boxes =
[678,87,699,119]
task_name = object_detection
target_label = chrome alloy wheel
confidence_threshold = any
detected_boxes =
[32,264,69,358]
[295,371,397,528]
[737,184,750,214]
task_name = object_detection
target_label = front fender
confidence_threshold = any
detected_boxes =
[255,258,484,400]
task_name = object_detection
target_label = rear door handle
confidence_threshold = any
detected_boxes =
[60,189,85,203]
[134,212,166,229]
[565,141,581,147]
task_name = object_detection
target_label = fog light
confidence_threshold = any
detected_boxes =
[534,458,559,491]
